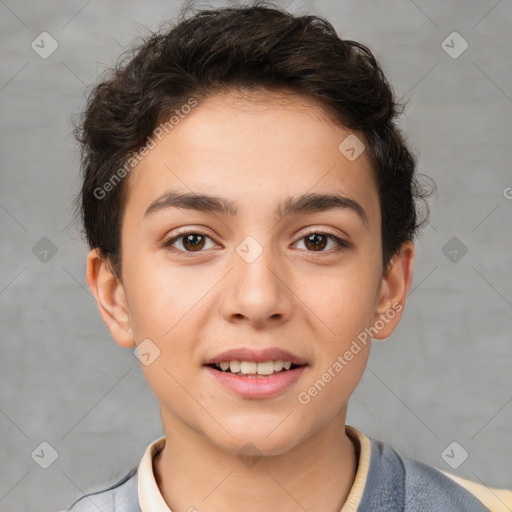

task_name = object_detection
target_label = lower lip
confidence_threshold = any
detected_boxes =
[204,365,307,399]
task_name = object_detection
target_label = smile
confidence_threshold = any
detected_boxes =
[208,359,303,377]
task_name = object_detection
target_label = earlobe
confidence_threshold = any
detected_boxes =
[85,248,136,348]
[373,241,415,340]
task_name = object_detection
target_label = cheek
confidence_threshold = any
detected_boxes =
[294,257,379,391]
[126,263,203,404]
[123,253,207,338]
[300,261,380,337]
[296,306,371,422]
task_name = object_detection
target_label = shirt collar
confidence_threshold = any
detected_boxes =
[138,435,169,511]
[341,425,371,512]
[137,425,371,512]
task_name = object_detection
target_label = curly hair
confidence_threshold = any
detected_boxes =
[74,1,431,278]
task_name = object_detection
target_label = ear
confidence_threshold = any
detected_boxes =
[372,241,415,340]
[85,248,135,348]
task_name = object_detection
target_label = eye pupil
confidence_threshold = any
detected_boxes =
[305,233,327,251]
[183,234,205,251]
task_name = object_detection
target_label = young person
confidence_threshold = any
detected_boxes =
[64,2,511,511]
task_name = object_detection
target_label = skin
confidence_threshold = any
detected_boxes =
[86,90,414,512]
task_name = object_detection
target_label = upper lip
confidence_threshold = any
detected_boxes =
[204,347,307,366]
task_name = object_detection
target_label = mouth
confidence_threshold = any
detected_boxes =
[203,356,308,398]
[205,360,306,378]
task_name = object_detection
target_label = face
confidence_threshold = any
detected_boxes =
[88,90,412,457]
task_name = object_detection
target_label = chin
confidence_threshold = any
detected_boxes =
[207,421,306,458]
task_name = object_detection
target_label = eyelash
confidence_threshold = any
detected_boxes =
[162,229,351,256]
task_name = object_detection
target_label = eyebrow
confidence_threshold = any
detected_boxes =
[144,190,367,225]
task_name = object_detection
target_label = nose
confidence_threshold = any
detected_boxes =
[218,238,294,328]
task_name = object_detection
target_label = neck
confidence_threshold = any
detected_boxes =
[153,408,358,512]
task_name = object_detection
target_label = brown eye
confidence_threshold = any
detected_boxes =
[294,232,350,253]
[163,232,216,252]
[304,233,328,251]
[182,234,206,251]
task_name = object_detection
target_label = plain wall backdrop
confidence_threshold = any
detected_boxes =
[1,0,511,510]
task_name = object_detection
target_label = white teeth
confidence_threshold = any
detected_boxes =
[214,360,298,375]
[274,360,284,371]
[256,361,275,375]
[240,361,257,374]
[229,360,241,373]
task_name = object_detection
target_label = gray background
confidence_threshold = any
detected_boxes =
[1,0,511,511]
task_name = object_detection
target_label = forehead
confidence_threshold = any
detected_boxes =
[124,90,379,223]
